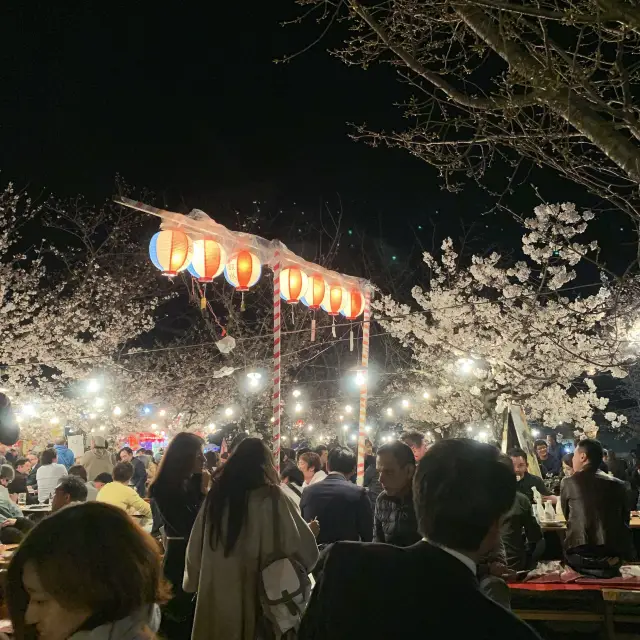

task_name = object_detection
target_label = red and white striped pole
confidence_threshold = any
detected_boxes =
[272,251,282,475]
[356,289,372,486]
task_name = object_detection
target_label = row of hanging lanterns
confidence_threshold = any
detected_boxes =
[149,228,365,319]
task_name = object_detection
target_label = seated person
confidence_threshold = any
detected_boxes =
[36,448,67,504]
[501,490,545,571]
[509,448,552,503]
[68,464,98,501]
[0,464,34,543]
[8,458,29,496]
[51,476,88,512]
[535,440,561,477]
[561,439,633,578]
[97,462,152,518]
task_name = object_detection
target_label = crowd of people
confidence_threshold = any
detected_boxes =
[0,428,636,639]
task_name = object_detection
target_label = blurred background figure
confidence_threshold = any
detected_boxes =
[79,436,113,482]
[51,476,88,512]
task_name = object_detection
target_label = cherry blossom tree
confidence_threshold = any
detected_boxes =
[375,201,639,438]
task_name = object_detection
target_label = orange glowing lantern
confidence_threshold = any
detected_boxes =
[149,228,193,276]
[224,250,261,291]
[301,274,326,310]
[188,237,227,283]
[321,284,345,316]
[280,267,309,304]
[341,288,365,320]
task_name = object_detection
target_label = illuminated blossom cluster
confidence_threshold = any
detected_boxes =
[375,203,636,437]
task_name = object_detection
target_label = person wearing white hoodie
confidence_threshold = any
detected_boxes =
[5,502,167,640]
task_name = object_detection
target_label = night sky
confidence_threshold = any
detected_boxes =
[1,2,630,268]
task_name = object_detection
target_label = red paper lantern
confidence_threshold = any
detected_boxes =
[224,250,262,291]
[280,267,309,304]
[341,288,365,320]
[321,284,344,316]
[188,238,227,283]
[149,228,193,276]
[302,274,326,310]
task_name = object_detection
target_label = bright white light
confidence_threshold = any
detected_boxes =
[94,397,105,408]
[532,429,540,437]
[427,431,433,438]
[151,423,158,430]
[161,430,166,436]
[423,391,430,399]
[342,424,349,431]
[365,425,372,433]
[382,435,389,443]
[355,371,366,386]
[350,433,357,442]
[386,407,393,416]
[91,428,96,433]
[478,431,489,441]
[345,405,353,414]
[294,403,303,413]
[247,371,262,381]
[208,423,216,431]
[270,416,275,423]
[113,406,122,416]
[466,425,473,432]
[0,388,6,393]
[87,379,100,393]
[99,425,105,431]
[225,407,233,417]
[294,437,298,442]
[339,415,344,421]
[89,413,97,420]
[457,358,474,374]
[50,416,59,425]
[292,389,301,398]
[16,415,22,423]
[307,425,313,432]
[282,435,288,441]
[22,404,36,416]
[159,409,166,417]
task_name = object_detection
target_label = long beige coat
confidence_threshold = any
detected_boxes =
[184,485,318,640]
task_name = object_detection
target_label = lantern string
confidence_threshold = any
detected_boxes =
[240,291,246,312]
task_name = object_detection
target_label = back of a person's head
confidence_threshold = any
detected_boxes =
[0,464,14,484]
[400,431,424,449]
[7,502,169,638]
[414,439,516,553]
[299,451,321,472]
[229,432,249,452]
[377,440,415,468]
[40,448,56,466]
[57,476,88,502]
[68,465,88,482]
[295,447,311,461]
[204,450,219,470]
[54,437,66,446]
[13,457,28,471]
[577,438,604,468]
[94,472,113,485]
[314,445,328,456]
[327,447,357,475]
[562,452,574,467]
[281,465,304,487]
[209,438,278,555]
[113,462,134,483]
[150,432,204,497]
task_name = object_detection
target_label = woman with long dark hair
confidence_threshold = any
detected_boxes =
[149,432,208,639]
[184,437,318,640]
[6,502,168,639]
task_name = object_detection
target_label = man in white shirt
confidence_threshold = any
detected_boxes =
[36,448,67,503]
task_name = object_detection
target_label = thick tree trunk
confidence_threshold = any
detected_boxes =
[453,3,640,183]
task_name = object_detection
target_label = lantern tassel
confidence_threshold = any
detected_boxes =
[291,307,295,324]
[240,292,246,312]
[200,284,207,311]
[311,315,316,342]
[331,317,336,338]
[350,326,354,352]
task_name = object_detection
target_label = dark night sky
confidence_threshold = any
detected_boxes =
[0,2,629,266]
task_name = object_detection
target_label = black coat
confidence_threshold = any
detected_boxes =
[299,541,542,640]
[300,473,372,545]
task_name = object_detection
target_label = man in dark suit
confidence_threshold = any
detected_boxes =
[300,447,372,545]
[562,438,633,578]
[299,439,541,640]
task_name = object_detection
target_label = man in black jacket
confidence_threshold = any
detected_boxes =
[299,439,541,640]
[300,447,372,545]
[118,447,147,497]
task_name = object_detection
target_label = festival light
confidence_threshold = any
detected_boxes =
[401,399,410,408]
[224,250,261,291]
[225,407,233,417]
[307,425,314,431]
[87,379,100,393]
[50,417,59,425]
[208,423,216,431]
[386,407,393,416]
[149,228,193,277]
[365,425,371,433]
[355,371,366,386]
[292,389,302,398]
[280,267,309,304]
[423,391,430,399]
[22,404,36,416]
[113,406,122,416]
[532,428,540,437]
[342,424,349,431]
[466,425,473,432]
[457,358,475,374]
[94,397,105,408]
[159,409,167,417]
[345,405,353,414]
[350,433,357,442]
[301,274,326,310]
[151,423,158,430]
[188,237,227,282]
[294,403,303,413]
[89,413,97,420]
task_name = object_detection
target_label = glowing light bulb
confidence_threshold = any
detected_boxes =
[355,371,366,386]
[159,409,166,417]
[292,389,301,398]
[342,424,349,431]
[50,416,59,425]
[225,407,233,417]
[208,423,216,431]
[401,399,410,408]
[94,397,105,408]
[423,391,430,399]
[87,379,99,393]
[345,405,353,414]
[294,403,302,413]
[113,406,122,416]
[386,407,393,416]
[365,425,371,433]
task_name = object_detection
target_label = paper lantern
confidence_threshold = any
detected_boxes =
[321,284,345,316]
[188,238,227,283]
[149,228,193,276]
[280,267,309,304]
[224,250,261,291]
[341,288,365,320]
[301,274,326,310]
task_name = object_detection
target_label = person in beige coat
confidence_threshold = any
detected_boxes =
[183,438,318,640]
[80,436,114,481]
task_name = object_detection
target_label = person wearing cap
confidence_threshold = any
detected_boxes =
[80,436,114,481]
